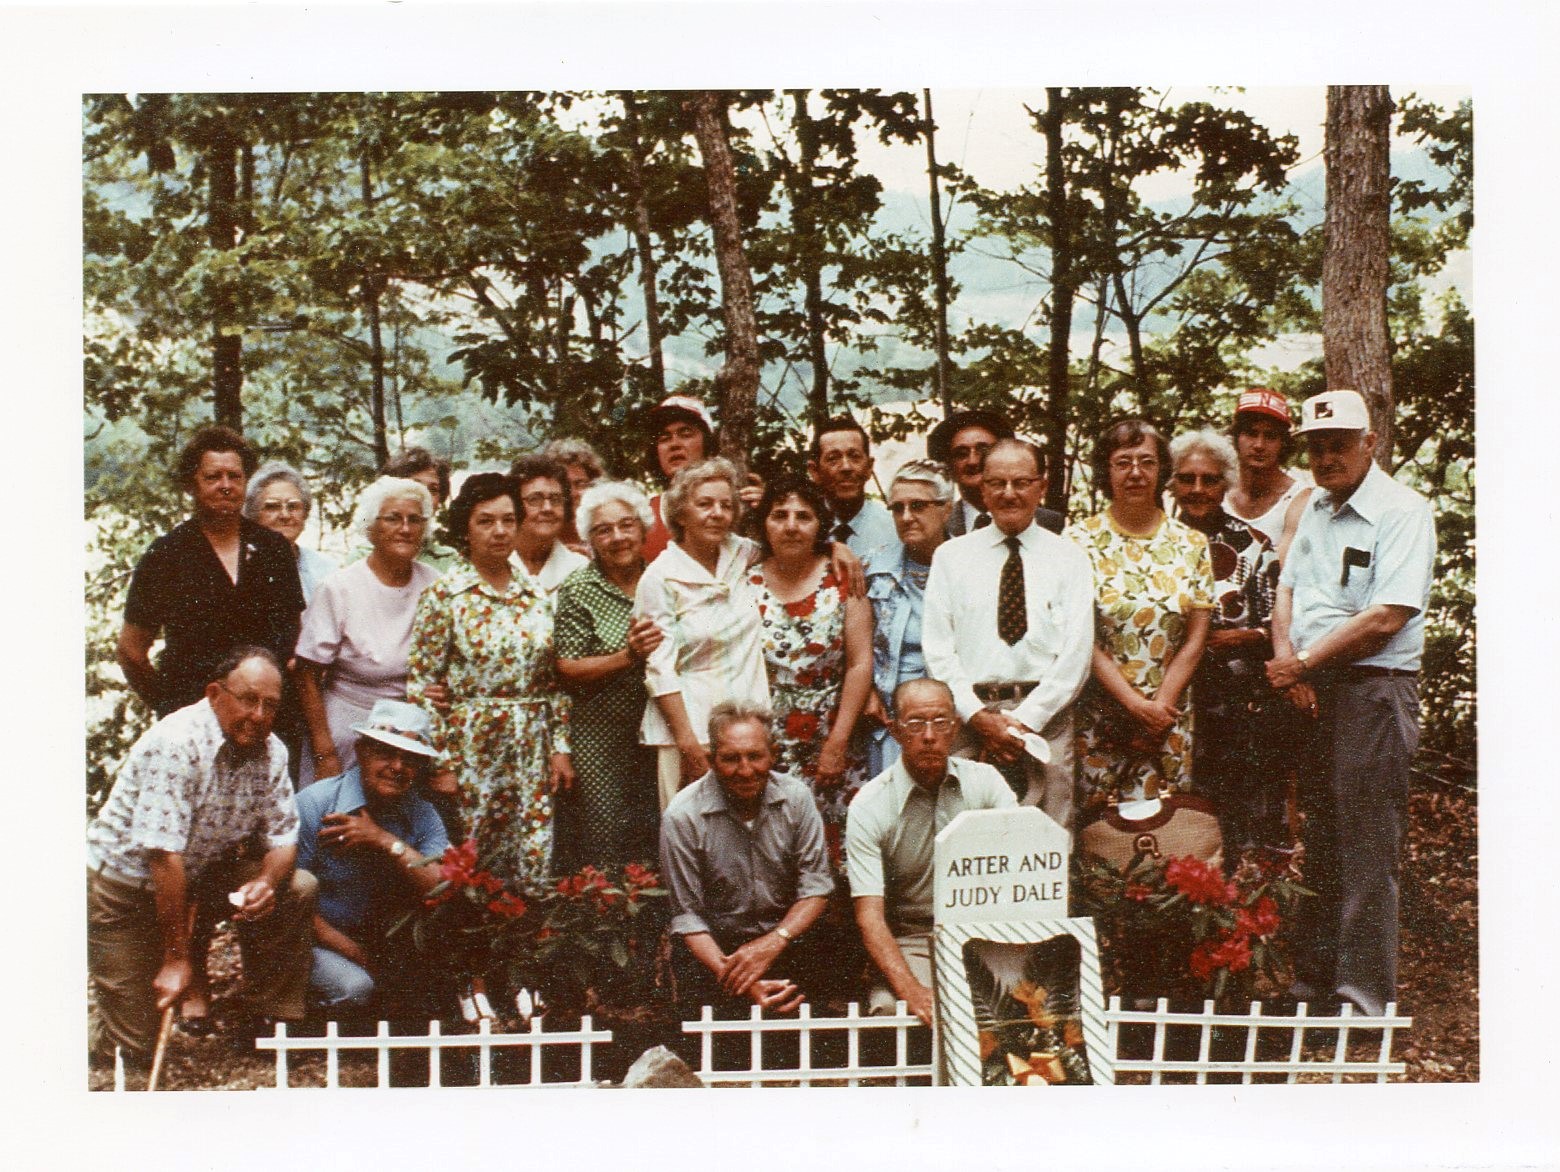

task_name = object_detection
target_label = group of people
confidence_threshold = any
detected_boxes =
[88,381,1435,1067]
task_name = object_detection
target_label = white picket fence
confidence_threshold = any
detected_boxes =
[111,999,1409,1089]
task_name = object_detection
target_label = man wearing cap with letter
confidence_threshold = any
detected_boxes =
[295,699,451,1015]
[1265,389,1436,1017]
[926,408,1064,536]
[1226,388,1312,553]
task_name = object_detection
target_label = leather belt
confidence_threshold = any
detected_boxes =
[973,681,1038,703]
[1340,665,1418,679]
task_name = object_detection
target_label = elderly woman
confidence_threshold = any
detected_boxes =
[864,459,956,776]
[244,461,338,604]
[407,473,574,881]
[293,475,441,787]
[553,481,665,869]
[749,474,874,864]
[1065,418,1214,811]
[509,453,589,593]
[381,447,457,572]
[1169,428,1288,860]
[635,456,770,810]
[543,437,607,554]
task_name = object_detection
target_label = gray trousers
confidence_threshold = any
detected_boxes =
[1293,673,1418,1017]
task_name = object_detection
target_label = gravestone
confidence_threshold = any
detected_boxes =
[933,806,1070,924]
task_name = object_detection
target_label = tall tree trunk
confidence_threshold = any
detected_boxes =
[923,89,953,416]
[620,93,666,396]
[1324,85,1395,466]
[360,153,389,467]
[207,125,242,430]
[787,90,831,434]
[1041,88,1075,513]
[687,91,760,465]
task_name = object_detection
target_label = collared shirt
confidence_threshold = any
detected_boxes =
[833,497,897,559]
[295,766,450,936]
[659,771,834,938]
[86,698,299,883]
[922,520,1095,731]
[1280,462,1436,671]
[950,498,1065,537]
[512,541,589,595]
[123,517,305,717]
[296,545,339,606]
[845,756,1016,936]
[635,534,767,746]
[864,541,932,710]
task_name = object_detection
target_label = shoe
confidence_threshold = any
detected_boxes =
[175,1014,215,1038]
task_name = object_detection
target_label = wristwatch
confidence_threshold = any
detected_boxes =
[1296,648,1312,675]
[389,840,407,859]
[774,926,795,947]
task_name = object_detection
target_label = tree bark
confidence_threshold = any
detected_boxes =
[360,152,389,467]
[687,91,761,466]
[207,125,243,430]
[923,89,953,417]
[789,90,831,434]
[620,93,666,397]
[1324,85,1395,466]
[1041,88,1075,513]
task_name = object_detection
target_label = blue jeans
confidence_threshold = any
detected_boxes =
[310,946,376,1009]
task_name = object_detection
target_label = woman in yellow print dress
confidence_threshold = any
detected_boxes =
[1065,419,1213,810]
[407,473,573,881]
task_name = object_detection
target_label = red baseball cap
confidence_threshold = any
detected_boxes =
[1234,388,1292,427]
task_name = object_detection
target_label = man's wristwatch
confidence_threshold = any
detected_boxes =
[774,926,795,947]
[1296,648,1312,676]
[389,839,407,860]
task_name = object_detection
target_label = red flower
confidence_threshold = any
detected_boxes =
[623,862,658,890]
[788,593,817,618]
[1235,896,1281,939]
[486,891,529,919]
[784,710,821,742]
[439,839,480,889]
[1125,882,1153,902]
[1164,856,1236,906]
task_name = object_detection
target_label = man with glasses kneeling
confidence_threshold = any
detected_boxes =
[294,700,450,1018]
[846,679,1016,1027]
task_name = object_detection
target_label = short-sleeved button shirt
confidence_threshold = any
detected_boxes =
[295,766,450,936]
[86,698,299,883]
[123,518,305,717]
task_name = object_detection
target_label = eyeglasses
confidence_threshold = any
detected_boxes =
[981,476,1042,494]
[522,491,566,508]
[889,499,945,516]
[897,716,956,736]
[1173,472,1223,487]
[949,444,993,462]
[588,518,643,541]
[1110,456,1160,473]
[218,681,280,717]
[376,512,428,529]
[259,500,307,516]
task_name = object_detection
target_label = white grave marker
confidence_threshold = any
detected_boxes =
[933,806,1070,925]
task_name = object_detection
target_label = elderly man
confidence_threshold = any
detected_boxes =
[659,701,835,1017]
[1265,389,1436,1017]
[117,425,305,720]
[847,679,1017,1025]
[87,647,315,1064]
[927,409,1064,536]
[807,416,896,557]
[295,700,450,1016]
[922,438,1094,827]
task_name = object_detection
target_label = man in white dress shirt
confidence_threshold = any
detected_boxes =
[922,439,1094,829]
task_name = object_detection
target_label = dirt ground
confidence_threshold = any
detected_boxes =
[88,779,1478,1090]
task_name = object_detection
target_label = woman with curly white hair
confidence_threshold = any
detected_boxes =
[293,475,441,785]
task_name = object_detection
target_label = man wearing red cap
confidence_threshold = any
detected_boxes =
[1226,389,1312,554]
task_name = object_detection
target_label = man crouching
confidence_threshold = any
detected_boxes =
[658,701,835,1018]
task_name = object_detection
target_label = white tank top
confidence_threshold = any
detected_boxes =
[1231,471,1312,546]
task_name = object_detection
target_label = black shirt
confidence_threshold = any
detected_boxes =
[124,518,304,717]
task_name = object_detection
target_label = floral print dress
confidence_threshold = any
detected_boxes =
[406,562,570,882]
[1065,511,1214,810]
[751,565,867,870]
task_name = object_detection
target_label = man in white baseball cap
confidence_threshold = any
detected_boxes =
[1264,389,1436,1016]
[294,699,452,1016]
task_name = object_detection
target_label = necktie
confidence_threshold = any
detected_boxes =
[998,535,1027,644]
[834,521,853,545]
[973,511,992,530]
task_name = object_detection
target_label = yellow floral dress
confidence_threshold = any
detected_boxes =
[407,562,570,881]
[1065,511,1214,809]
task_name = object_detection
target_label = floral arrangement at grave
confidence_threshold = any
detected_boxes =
[1072,852,1311,1006]
[964,935,1095,1086]
[390,839,669,1016]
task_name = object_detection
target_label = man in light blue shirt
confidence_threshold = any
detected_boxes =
[1266,390,1436,1017]
[808,416,897,558]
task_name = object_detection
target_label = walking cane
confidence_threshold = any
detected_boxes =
[148,903,198,1092]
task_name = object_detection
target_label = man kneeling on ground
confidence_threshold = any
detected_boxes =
[295,700,450,1017]
[846,678,1017,1026]
[659,701,835,1018]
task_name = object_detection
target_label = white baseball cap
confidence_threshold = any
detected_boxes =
[1295,389,1371,434]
